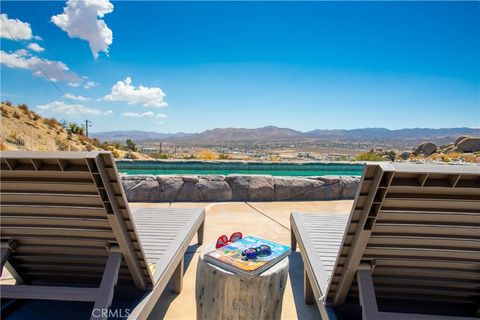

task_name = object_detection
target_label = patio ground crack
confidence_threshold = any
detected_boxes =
[245,202,290,231]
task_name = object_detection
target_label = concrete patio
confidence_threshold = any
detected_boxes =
[0,200,353,319]
[130,200,353,319]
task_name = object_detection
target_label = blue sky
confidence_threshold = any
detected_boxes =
[1,1,479,133]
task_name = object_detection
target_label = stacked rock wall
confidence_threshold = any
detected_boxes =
[122,174,360,202]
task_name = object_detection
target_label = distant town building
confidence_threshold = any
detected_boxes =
[139,146,158,153]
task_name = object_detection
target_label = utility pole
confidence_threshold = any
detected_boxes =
[85,120,92,137]
[159,142,162,155]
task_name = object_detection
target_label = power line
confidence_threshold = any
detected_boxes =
[1,17,109,134]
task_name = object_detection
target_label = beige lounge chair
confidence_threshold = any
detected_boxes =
[291,163,480,319]
[0,151,205,319]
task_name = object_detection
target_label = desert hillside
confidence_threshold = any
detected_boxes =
[0,102,150,159]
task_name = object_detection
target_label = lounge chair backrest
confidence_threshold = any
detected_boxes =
[327,163,480,312]
[1,151,153,289]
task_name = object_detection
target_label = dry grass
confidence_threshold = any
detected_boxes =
[197,149,219,160]
[43,117,60,128]
[18,104,29,114]
[355,151,384,161]
[463,154,480,163]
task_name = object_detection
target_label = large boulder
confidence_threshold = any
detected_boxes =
[154,175,184,201]
[225,175,274,201]
[122,174,360,202]
[399,151,411,160]
[413,142,437,156]
[274,177,324,201]
[225,175,250,200]
[248,176,275,201]
[198,176,232,201]
[123,176,158,202]
[121,174,146,193]
[340,176,360,199]
[456,137,480,152]
[177,178,205,201]
[455,136,470,146]
[385,150,397,161]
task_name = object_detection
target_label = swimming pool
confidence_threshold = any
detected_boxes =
[116,161,364,176]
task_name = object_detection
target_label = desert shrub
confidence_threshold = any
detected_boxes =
[91,138,110,150]
[55,139,69,151]
[12,111,20,119]
[106,146,121,158]
[125,139,137,151]
[447,152,460,159]
[183,154,196,159]
[30,111,40,121]
[78,134,89,145]
[463,154,480,163]
[1,106,8,117]
[355,151,384,161]
[18,104,29,114]
[150,152,169,159]
[427,154,443,162]
[7,132,24,146]
[68,122,84,135]
[85,144,94,151]
[91,138,101,147]
[268,156,281,162]
[124,152,138,159]
[197,149,218,160]
[4,101,12,106]
[44,118,60,128]
[218,154,230,160]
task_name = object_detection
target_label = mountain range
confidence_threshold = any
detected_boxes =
[91,130,188,141]
[91,126,480,144]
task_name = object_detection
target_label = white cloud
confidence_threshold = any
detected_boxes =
[104,77,167,107]
[84,81,98,89]
[1,49,81,84]
[122,111,155,118]
[64,93,89,101]
[51,0,114,59]
[68,82,81,87]
[37,100,112,116]
[121,111,166,118]
[0,14,33,40]
[27,43,45,52]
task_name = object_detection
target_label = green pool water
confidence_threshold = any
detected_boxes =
[116,161,364,176]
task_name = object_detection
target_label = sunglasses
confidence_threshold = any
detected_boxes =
[216,232,243,249]
[241,244,272,260]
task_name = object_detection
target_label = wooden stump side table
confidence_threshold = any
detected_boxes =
[195,243,289,320]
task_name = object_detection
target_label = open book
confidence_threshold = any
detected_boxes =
[204,236,291,277]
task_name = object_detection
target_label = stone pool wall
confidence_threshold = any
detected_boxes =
[121,174,360,202]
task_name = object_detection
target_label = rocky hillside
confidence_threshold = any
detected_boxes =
[370,136,480,163]
[0,102,150,159]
